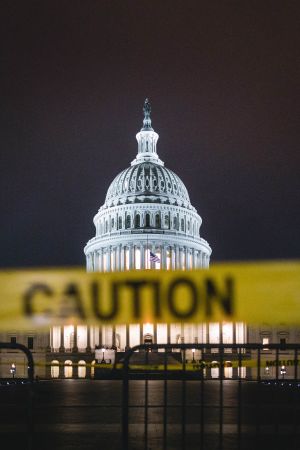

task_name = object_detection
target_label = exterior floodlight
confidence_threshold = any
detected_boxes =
[10,363,16,378]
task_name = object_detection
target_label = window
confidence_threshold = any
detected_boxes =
[280,338,286,346]
[145,213,150,227]
[51,360,59,378]
[173,217,177,229]
[155,213,161,228]
[10,336,17,344]
[135,214,140,228]
[165,215,169,228]
[27,337,34,350]
[262,337,269,350]
[181,218,184,231]
[118,217,122,229]
[126,215,131,229]
[111,218,114,229]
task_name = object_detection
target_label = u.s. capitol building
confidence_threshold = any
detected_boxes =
[1,100,296,379]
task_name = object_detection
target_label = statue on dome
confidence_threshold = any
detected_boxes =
[143,98,151,118]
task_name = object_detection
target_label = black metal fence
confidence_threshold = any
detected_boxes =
[1,342,300,450]
[121,343,300,450]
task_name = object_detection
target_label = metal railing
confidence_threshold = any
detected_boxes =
[121,343,300,450]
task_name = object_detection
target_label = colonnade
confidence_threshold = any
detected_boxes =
[87,244,210,272]
[50,323,246,353]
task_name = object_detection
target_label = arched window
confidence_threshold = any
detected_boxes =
[165,215,169,228]
[145,213,150,227]
[173,217,177,230]
[181,218,184,231]
[51,360,59,378]
[118,216,122,230]
[155,213,161,228]
[135,214,140,228]
[78,360,86,378]
[126,215,131,229]
[64,360,73,378]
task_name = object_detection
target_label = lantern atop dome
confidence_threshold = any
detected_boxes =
[131,99,164,166]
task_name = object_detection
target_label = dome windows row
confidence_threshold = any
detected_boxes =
[96,210,200,237]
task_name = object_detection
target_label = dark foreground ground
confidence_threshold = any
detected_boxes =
[0,379,299,450]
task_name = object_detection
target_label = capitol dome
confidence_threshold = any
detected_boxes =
[105,162,191,208]
[84,99,211,272]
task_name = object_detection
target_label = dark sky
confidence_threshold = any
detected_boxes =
[1,0,299,268]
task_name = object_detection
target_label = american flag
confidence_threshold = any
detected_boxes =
[149,251,160,263]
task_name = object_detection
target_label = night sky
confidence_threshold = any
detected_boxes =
[1,1,299,268]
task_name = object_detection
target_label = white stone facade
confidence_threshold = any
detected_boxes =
[84,99,211,272]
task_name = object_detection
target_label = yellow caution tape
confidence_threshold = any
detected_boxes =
[0,261,299,329]
[1,359,297,371]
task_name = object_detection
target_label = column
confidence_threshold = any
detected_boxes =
[107,246,111,272]
[116,246,120,271]
[72,325,78,352]
[167,324,171,344]
[94,251,99,271]
[112,325,116,348]
[46,329,51,352]
[86,326,91,353]
[59,326,65,352]
[120,246,125,271]
[129,244,134,269]
[99,248,103,272]
[126,325,129,349]
[175,246,179,269]
[161,245,166,270]
[98,327,103,347]
[141,244,145,269]
[192,249,196,269]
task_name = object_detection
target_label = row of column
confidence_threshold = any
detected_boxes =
[87,244,210,272]
[50,323,246,353]
[50,325,92,353]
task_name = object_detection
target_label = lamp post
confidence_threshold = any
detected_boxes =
[101,348,105,364]
[280,365,286,379]
[192,348,195,363]
[10,363,16,378]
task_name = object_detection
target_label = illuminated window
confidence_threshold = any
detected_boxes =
[51,360,59,378]
[211,362,219,378]
[224,361,233,379]
[64,360,73,378]
[78,360,86,378]
[262,337,269,349]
